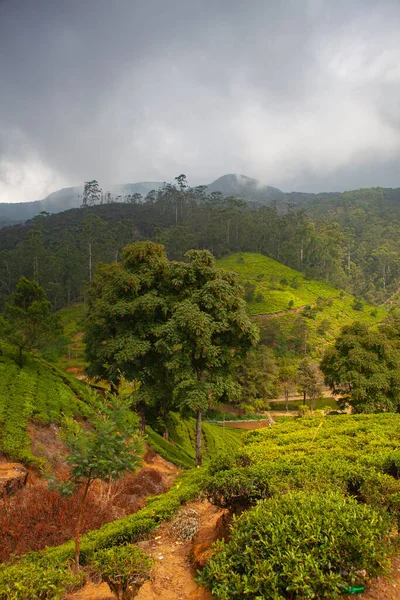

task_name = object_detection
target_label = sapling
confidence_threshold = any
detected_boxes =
[51,389,143,571]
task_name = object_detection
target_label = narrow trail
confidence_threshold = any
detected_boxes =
[68,500,217,600]
[254,306,304,320]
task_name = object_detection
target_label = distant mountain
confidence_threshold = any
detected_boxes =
[2,173,396,229]
[206,174,284,204]
[0,182,164,225]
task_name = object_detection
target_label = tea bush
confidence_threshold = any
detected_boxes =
[200,491,394,600]
[0,562,84,600]
[0,348,89,464]
[91,544,152,600]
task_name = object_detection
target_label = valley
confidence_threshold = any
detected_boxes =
[2,190,400,599]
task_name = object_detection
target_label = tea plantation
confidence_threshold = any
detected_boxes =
[201,414,400,598]
[0,344,90,464]
[217,253,387,350]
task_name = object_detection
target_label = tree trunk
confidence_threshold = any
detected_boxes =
[285,389,289,412]
[139,401,146,433]
[74,477,92,572]
[163,426,169,441]
[18,346,23,368]
[303,391,306,406]
[196,409,202,467]
[88,241,92,281]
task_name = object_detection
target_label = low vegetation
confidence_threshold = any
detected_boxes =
[201,414,400,598]
[0,344,89,464]
[0,468,205,599]
[200,491,392,599]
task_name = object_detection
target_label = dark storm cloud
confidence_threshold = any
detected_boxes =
[1,0,400,201]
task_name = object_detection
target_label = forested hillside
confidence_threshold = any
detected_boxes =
[1,177,400,310]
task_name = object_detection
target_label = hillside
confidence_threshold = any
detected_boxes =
[217,253,387,352]
[206,174,284,204]
[0,344,89,465]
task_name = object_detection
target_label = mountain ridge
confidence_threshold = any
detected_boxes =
[0,174,284,225]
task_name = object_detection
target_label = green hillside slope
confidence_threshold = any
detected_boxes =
[0,344,90,464]
[217,253,387,351]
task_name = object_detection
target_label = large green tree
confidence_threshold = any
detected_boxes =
[0,277,60,366]
[85,243,258,464]
[156,250,258,464]
[84,241,171,429]
[320,321,400,413]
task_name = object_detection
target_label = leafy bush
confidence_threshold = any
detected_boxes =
[0,562,84,600]
[203,465,271,510]
[91,544,152,600]
[207,452,236,476]
[353,297,364,311]
[0,349,90,464]
[301,304,317,319]
[200,491,393,600]
[244,282,256,302]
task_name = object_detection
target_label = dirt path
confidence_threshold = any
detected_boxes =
[68,500,215,600]
[361,557,400,600]
[254,307,304,320]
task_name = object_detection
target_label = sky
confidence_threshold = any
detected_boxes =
[1,0,400,202]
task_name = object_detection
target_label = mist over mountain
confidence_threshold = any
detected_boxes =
[0,174,286,225]
[0,172,398,229]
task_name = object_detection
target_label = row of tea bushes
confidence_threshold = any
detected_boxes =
[201,414,400,599]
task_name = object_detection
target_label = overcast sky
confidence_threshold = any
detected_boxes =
[1,0,400,202]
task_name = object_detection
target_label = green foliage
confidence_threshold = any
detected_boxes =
[200,492,393,600]
[0,562,84,600]
[0,277,61,366]
[321,319,400,412]
[353,297,364,311]
[203,414,400,520]
[91,544,152,600]
[146,413,243,469]
[297,358,323,410]
[217,253,387,355]
[0,346,88,464]
[235,346,277,411]
[145,427,195,469]
[85,242,257,466]
[53,390,144,570]
[59,390,143,491]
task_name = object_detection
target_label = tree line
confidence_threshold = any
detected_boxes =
[1,176,400,310]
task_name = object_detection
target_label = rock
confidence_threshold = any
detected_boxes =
[0,463,28,495]
[191,506,231,569]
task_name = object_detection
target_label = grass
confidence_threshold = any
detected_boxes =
[270,396,338,412]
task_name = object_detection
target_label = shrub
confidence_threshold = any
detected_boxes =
[200,491,393,600]
[290,277,300,289]
[297,405,311,417]
[0,562,84,600]
[207,452,236,476]
[316,318,331,335]
[244,283,256,302]
[301,305,317,319]
[203,466,271,510]
[353,297,364,311]
[91,544,152,600]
